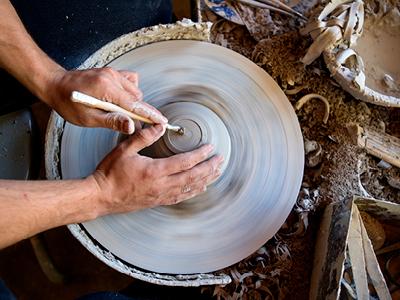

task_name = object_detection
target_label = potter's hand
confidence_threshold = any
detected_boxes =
[44,67,167,134]
[89,125,223,214]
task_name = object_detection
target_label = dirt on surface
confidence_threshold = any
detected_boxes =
[202,1,399,299]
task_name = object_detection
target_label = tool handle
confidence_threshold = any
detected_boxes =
[71,91,154,124]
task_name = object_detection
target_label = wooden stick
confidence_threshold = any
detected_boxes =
[359,209,391,300]
[347,124,400,168]
[256,0,307,20]
[347,204,369,300]
[71,91,183,133]
[233,0,307,20]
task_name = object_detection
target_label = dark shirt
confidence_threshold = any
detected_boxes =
[10,0,172,69]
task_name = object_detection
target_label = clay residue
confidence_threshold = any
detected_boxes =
[354,4,400,98]
[203,2,400,296]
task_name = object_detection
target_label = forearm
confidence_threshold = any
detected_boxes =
[0,177,101,249]
[0,0,64,103]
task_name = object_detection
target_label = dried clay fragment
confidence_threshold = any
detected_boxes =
[301,25,342,65]
[335,48,366,90]
[318,0,352,21]
[285,85,306,95]
[295,93,330,124]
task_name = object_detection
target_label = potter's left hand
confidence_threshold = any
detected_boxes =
[43,67,167,134]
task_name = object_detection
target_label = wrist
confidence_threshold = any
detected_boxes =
[64,176,105,223]
[85,173,112,218]
[36,64,66,108]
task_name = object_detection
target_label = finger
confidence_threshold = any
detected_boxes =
[101,112,135,134]
[154,144,215,176]
[166,154,224,188]
[119,77,142,100]
[114,90,167,125]
[165,187,206,206]
[174,167,221,196]
[130,101,168,125]
[124,124,166,153]
[162,171,221,206]
[119,70,139,87]
[70,104,135,135]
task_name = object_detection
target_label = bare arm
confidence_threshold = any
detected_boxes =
[0,0,166,133]
[0,178,100,248]
[0,125,223,249]
[0,1,223,249]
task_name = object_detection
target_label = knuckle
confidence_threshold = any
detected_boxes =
[105,114,118,130]
[200,147,210,160]
[101,67,115,76]
[180,156,193,170]
[133,90,143,101]
[129,101,144,113]
[95,74,109,86]
[147,186,160,197]
[132,72,139,83]
[105,113,126,131]
[143,167,156,179]
[130,71,139,79]
[209,163,216,174]
[186,171,196,184]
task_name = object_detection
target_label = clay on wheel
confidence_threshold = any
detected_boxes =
[60,40,304,274]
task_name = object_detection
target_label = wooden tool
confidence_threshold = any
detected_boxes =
[233,0,307,21]
[71,91,184,134]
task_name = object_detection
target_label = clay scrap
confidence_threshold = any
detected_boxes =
[301,0,400,107]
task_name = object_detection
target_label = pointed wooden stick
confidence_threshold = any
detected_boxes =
[71,91,184,134]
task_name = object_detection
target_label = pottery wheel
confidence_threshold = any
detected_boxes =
[60,40,304,274]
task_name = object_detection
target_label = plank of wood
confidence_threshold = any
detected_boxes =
[359,211,391,300]
[347,204,369,300]
[347,124,400,168]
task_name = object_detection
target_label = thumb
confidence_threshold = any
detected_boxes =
[126,124,166,153]
[100,112,135,134]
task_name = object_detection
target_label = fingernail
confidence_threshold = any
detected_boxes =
[124,120,135,134]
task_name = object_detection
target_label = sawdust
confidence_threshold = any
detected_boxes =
[202,2,399,298]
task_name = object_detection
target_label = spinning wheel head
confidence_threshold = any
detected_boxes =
[146,102,231,173]
[58,40,304,275]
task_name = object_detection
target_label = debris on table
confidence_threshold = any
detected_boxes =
[310,197,398,300]
[200,0,399,298]
[347,123,400,168]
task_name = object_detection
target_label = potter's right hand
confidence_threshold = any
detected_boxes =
[89,124,224,215]
[43,67,167,134]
